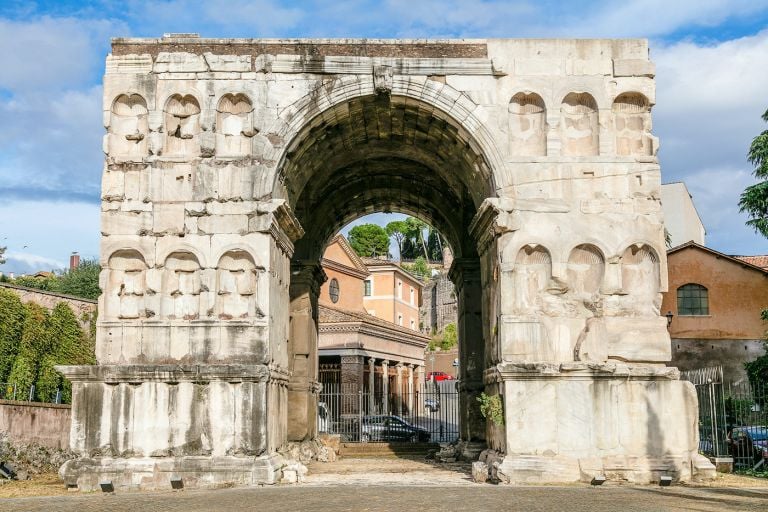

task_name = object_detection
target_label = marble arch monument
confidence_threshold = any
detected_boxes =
[58,35,714,490]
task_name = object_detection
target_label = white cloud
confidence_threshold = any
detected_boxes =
[3,252,66,273]
[652,30,768,253]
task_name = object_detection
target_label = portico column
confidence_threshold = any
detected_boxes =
[395,363,404,415]
[450,257,485,442]
[288,261,326,441]
[406,364,414,413]
[381,360,390,414]
[415,365,425,412]
[368,358,376,413]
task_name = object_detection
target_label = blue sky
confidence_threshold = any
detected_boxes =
[1,0,768,273]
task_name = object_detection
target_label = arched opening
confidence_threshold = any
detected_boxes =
[278,91,496,447]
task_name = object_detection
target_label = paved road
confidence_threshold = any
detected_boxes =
[2,484,768,512]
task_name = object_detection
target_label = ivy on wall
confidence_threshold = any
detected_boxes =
[0,291,95,403]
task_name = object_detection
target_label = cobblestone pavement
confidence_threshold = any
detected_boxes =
[2,457,767,511]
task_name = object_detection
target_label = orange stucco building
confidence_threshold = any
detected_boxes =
[317,235,429,414]
[662,242,768,382]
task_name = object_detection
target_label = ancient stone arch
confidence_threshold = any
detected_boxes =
[59,36,712,491]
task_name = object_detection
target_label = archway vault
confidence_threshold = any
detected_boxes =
[281,87,498,445]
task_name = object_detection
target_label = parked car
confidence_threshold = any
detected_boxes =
[427,371,454,382]
[424,397,440,413]
[360,415,431,443]
[727,426,768,466]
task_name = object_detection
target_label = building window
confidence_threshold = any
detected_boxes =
[677,283,708,315]
[397,280,402,298]
[410,287,415,305]
[410,319,415,330]
[329,278,340,303]
[364,279,372,296]
[397,313,403,326]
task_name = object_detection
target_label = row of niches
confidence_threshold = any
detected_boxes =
[511,242,662,317]
[103,249,265,322]
[509,91,653,157]
[107,93,256,160]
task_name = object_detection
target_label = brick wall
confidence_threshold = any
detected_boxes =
[0,400,71,449]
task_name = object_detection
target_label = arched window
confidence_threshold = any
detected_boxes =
[677,284,709,316]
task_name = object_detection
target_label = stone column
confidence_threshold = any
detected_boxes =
[340,355,365,416]
[395,363,404,415]
[368,358,376,414]
[406,364,414,414]
[381,360,389,414]
[415,365,426,412]
[450,257,486,442]
[287,262,326,441]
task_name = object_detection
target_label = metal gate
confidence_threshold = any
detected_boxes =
[682,366,768,471]
[318,380,459,443]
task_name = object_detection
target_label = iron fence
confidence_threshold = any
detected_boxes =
[318,380,459,443]
[0,382,62,404]
[682,367,768,471]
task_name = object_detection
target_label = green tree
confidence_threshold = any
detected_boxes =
[739,108,768,238]
[428,322,458,351]
[402,256,430,280]
[386,220,409,259]
[348,224,390,258]
[12,274,60,292]
[0,288,26,382]
[57,258,101,300]
[0,245,5,265]
[8,303,50,395]
[405,217,430,261]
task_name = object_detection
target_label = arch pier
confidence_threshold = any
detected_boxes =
[58,37,714,490]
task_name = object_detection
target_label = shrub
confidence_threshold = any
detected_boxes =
[0,288,26,382]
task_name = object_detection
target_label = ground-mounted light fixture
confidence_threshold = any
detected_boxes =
[590,475,606,486]
[170,476,184,490]
[99,480,115,493]
[665,311,674,328]
[659,475,672,487]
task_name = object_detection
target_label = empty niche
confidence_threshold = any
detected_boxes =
[560,92,599,156]
[567,244,604,295]
[613,92,652,156]
[163,252,201,320]
[513,245,552,312]
[107,249,148,320]
[216,94,255,156]
[164,94,201,156]
[621,244,659,299]
[109,94,149,159]
[508,93,547,156]
[216,250,260,319]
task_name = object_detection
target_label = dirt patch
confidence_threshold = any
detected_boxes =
[0,472,70,498]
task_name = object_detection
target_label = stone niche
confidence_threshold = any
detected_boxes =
[104,249,148,320]
[508,93,547,156]
[108,94,148,160]
[216,94,255,157]
[163,251,201,321]
[613,92,653,156]
[216,250,262,320]
[560,92,599,156]
[163,94,201,157]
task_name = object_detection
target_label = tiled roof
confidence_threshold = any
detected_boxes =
[319,304,429,340]
[734,255,768,269]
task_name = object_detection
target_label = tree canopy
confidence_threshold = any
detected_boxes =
[0,245,6,265]
[6,258,101,301]
[348,224,390,258]
[739,108,768,238]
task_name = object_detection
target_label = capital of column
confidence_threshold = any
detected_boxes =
[253,199,305,258]
[290,260,327,297]
[368,358,376,366]
[468,197,516,256]
[448,257,481,287]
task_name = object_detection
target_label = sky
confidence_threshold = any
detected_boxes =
[1,0,768,273]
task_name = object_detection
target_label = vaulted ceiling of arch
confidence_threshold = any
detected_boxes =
[283,94,493,262]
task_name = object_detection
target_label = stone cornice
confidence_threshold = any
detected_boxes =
[56,364,291,385]
[319,321,429,347]
[321,258,370,281]
[253,200,304,257]
[484,362,680,383]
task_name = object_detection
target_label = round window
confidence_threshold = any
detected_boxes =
[329,278,340,303]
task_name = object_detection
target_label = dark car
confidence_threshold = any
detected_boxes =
[727,426,768,466]
[360,415,431,443]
